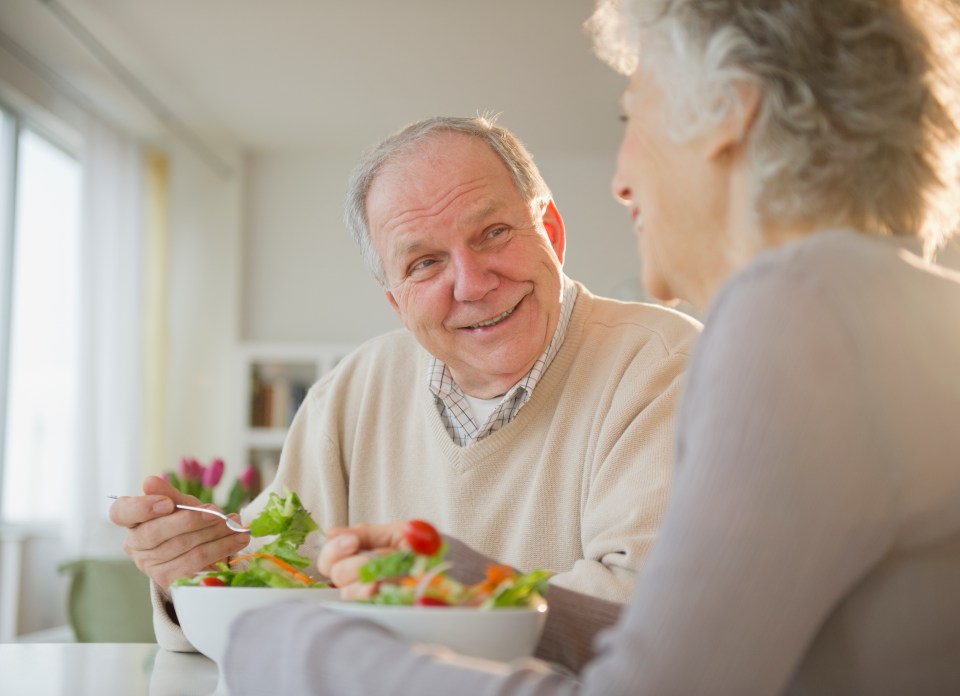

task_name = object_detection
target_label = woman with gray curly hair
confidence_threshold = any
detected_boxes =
[224,1,960,693]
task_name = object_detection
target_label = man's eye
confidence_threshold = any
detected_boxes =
[487,226,508,239]
[409,258,436,275]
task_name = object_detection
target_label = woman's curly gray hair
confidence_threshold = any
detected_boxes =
[343,115,552,285]
[587,0,960,257]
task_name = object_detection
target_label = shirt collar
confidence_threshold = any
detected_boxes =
[426,275,578,444]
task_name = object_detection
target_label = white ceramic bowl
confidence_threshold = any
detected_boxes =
[321,598,549,662]
[172,585,340,666]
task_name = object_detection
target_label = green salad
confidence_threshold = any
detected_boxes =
[171,498,550,607]
[172,489,329,588]
[357,519,551,608]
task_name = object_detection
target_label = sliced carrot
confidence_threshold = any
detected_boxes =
[472,564,516,595]
[229,553,315,586]
[485,564,515,584]
[401,573,446,589]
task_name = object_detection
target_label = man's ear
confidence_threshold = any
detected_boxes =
[541,199,566,264]
[384,289,404,323]
[706,81,760,161]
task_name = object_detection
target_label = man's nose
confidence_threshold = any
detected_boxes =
[451,250,497,302]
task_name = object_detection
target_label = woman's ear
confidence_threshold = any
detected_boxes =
[706,81,760,160]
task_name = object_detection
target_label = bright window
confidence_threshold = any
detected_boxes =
[0,121,82,523]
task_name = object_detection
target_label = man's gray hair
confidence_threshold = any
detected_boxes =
[344,116,553,284]
[587,0,960,258]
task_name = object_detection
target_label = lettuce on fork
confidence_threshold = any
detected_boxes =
[172,489,328,589]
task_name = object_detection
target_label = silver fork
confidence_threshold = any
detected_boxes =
[173,504,251,533]
[108,496,251,533]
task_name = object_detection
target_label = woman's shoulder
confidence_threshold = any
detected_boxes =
[698,228,960,384]
[739,229,903,279]
[711,229,934,318]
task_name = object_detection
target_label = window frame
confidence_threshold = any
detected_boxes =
[0,99,82,523]
[0,105,18,523]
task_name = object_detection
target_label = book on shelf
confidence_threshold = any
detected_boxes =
[250,376,310,428]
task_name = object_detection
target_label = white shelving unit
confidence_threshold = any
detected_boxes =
[233,341,356,486]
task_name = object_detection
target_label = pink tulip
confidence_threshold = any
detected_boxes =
[239,463,259,491]
[178,456,192,480]
[203,458,225,488]
[178,457,204,482]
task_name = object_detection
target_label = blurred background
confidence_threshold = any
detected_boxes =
[0,0,650,641]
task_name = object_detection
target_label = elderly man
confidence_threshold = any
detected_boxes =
[110,116,700,651]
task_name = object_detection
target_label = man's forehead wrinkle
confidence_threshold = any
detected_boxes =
[391,176,489,230]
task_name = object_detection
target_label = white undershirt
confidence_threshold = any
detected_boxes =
[464,394,502,425]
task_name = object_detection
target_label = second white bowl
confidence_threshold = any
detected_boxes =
[321,598,549,662]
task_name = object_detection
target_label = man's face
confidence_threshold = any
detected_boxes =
[367,132,566,398]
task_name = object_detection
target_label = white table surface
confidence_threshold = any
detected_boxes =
[0,643,224,696]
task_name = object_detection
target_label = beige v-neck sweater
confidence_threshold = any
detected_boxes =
[153,282,700,650]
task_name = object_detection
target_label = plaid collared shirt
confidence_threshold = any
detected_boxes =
[427,276,578,447]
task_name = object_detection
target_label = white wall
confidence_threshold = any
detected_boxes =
[241,151,398,342]
[161,143,244,477]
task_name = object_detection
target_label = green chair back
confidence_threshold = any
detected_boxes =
[58,557,156,643]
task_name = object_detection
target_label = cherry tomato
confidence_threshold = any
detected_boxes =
[415,596,448,607]
[403,519,442,556]
[201,576,227,587]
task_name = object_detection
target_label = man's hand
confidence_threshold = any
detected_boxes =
[318,522,408,599]
[109,475,251,594]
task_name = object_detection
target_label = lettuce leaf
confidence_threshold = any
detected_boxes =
[172,488,326,588]
[489,569,551,608]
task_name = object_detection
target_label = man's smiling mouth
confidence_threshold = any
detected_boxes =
[465,306,515,330]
